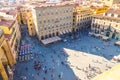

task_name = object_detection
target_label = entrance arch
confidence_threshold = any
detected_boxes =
[106,32,110,37]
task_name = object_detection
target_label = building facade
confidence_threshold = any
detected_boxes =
[32,2,74,40]
[91,7,120,40]
[0,10,21,59]
[0,28,16,80]
[102,0,113,6]
[26,10,35,36]
[73,6,93,31]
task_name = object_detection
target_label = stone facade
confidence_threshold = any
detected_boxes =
[32,2,74,40]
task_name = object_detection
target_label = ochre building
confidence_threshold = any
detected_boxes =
[0,28,16,80]
[0,9,21,59]
[73,6,93,31]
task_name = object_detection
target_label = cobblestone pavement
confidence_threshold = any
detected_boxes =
[14,26,120,80]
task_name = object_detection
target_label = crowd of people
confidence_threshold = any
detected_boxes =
[34,60,41,70]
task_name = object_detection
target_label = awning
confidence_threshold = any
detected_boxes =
[69,29,72,32]
[68,29,71,32]
[59,31,63,35]
[41,36,62,45]
[66,29,69,33]
[63,30,66,34]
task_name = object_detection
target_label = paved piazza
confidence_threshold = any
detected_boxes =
[14,29,120,80]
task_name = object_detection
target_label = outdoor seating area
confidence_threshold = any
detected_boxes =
[18,44,33,62]
[89,32,110,41]
[41,36,62,45]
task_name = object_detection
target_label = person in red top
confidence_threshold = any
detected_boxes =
[43,77,47,80]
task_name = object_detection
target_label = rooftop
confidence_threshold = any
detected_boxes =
[93,14,120,21]
[90,5,108,9]
[4,34,11,39]
[106,8,120,14]
[73,6,92,14]
[31,1,75,9]
[0,9,17,17]
[0,19,15,28]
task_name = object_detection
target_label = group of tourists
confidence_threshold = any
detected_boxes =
[34,60,41,70]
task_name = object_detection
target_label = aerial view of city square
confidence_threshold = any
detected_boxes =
[0,0,120,80]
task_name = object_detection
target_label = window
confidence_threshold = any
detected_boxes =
[118,15,120,18]
[116,24,118,27]
[104,22,105,24]
[39,21,42,23]
[105,13,107,16]
[44,20,46,23]
[30,24,32,26]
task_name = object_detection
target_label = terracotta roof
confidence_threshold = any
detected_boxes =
[33,1,75,9]
[4,34,11,39]
[93,14,120,21]
[106,9,120,14]
[0,9,17,17]
[0,20,15,28]
[26,15,32,19]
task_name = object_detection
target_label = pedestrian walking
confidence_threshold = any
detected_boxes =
[43,77,47,80]
[61,61,64,65]
[45,69,47,74]
[51,74,54,80]
[89,64,91,68]
[58,74,61,79]
[25,67,28,71]
[43,67,45,72]
[51,67,55,72]
[58,72,63,79]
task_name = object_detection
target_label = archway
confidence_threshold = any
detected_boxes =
[52,33,55,37]
[112,33,116,39]
[106,32,110,37]
[41,36,44,40]
[56,32,59,36]
[49,34,51,38]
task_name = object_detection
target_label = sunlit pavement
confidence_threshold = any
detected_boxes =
[14,26,120,80]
